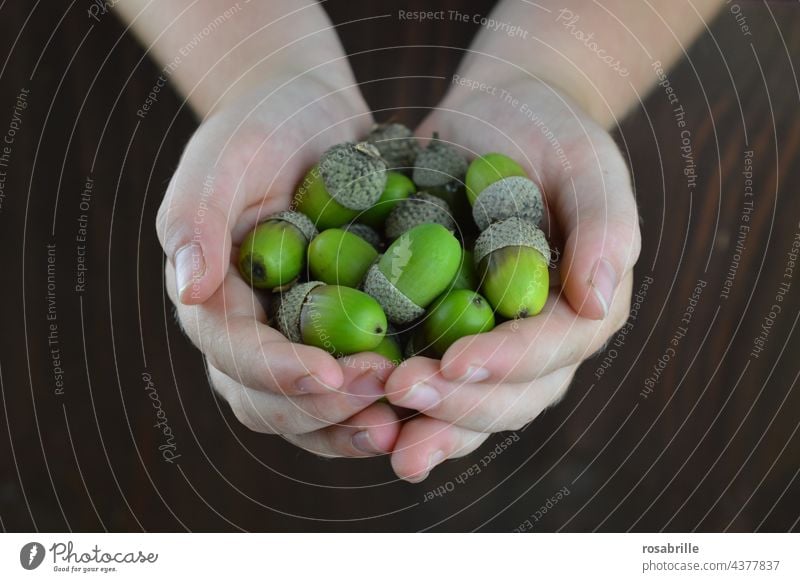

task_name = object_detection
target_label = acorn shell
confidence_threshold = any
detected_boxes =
[362,264,426,325]
[384,192,455,240]
[272,210,319,242]
[366,123,420,170]
[319,142,387,210]
[472,177,544,231]
[276,281,324,343]
[412,137,468,189]
[344,223,382,250]
[473,217,551,265]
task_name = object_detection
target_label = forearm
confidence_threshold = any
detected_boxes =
[114,0,355,116]
[453,0,725,128]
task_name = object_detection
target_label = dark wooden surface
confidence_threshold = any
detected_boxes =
[0,0,798,532]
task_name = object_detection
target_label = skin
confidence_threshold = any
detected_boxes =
[117,0,725,477]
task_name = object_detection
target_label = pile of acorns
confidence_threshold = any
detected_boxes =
[238,123,551,364]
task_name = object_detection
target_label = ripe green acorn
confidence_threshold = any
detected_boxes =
[295,142,388,229]
[363,223,462,325]
[238,211,318,290]
[307,228,378,288]
[474,217,551,319]
[277,282,387,356]
[466,152,527,205]
[366,123,420,170]
[358,171,416,229]
[294,165,359,229]
[412,133,468,195]
[370,334,403,365]
[424,289,495,357]
[384,192,455,240]
[451,249,479,291]
[472,176,544,231]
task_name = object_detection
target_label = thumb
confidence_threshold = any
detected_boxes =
[555,136,641,319]
[157,152,241,306]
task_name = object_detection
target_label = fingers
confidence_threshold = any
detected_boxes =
[390,417,490,483]
[168,262,342,396]
[210,352,392,435]
[386,357,575,432]
[438,272,632,383]
[551,131,641,319]
[156,122,250,306]
[285,402,401,458]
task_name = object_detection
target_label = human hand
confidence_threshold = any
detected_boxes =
[385,75,641,481]
[159,73,401,457]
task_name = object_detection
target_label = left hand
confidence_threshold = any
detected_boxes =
[385,75,640,482]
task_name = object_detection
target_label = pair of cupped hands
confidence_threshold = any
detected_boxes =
[159,67,641,483]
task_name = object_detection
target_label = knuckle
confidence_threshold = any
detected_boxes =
[230,388,274,434]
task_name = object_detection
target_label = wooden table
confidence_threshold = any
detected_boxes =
[0,0,797,531]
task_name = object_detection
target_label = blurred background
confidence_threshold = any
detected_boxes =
[0,0,798,532]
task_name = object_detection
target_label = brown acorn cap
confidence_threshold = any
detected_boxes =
[271,210,319,241]
[319,142,388,211]
[276,281,324,343]
[362,264,425,325]
[472,176,544,231]
[473,217,551,265]
[366,123,420,170]
[384,192,455,240]
[344,222,382,250]
[412,135,468,189]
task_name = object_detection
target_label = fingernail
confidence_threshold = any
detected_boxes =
[455,367,490,383]
[396,383,441,411]
[346,371,385,407]
[407,450,446,483]
[175,243,205,301]
[294,375,336,395]
[351,430,382,455]
[589,258,617,319]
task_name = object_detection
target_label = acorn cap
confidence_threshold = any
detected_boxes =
[384,192,455,240]
[344,223,382,250]
[474,217,551,265]
[276,281,324,343]
[472,176,544,231]
[362,264,425,325]
[412,137,468,189]
[366,123,420,170]
[319,142,388,211]
[272,210,319,242]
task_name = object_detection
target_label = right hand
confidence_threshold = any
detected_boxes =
[159,73,401,457]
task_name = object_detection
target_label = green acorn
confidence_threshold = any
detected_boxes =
[277,282,387,355]
[472,176,544,231]
[370,334,404,365]
[343,222,383,250]
[358,171,416,229]
[294,165,358,229]
[451,249,479,291]
[238,211,318,290]
[474,217,551,319]
[366,123,420,170]
[363,223,462,325]
[295,142,388,229]
[384,192,455,240]
[412,133,468,196]
[307,228,378,288]
[424,289,495,357]
[465,152,527,205]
